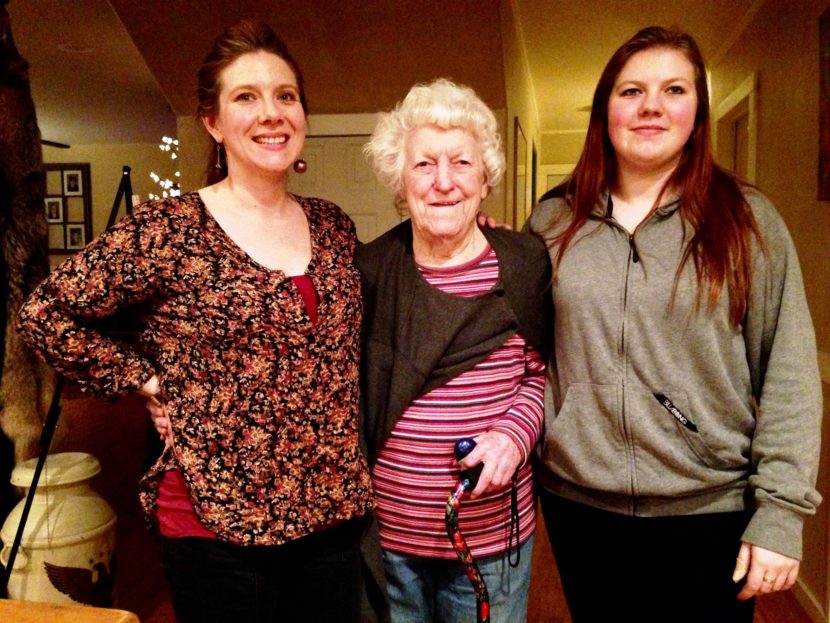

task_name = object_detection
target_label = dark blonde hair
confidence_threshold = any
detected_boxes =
[543,26,763,326]
[197,19,306,184]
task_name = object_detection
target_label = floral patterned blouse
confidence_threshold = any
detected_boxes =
[17,191,375,546]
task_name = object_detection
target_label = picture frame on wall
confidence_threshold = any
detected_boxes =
[44,197,63,223]
[45,163,92,259]
[66,224,86,250]
[63,169,83,196]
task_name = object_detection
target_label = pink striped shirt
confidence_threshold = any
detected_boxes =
[373,245,545,558]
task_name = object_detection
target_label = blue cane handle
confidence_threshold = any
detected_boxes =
[454,438,484,491]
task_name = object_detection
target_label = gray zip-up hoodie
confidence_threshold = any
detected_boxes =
[527,188,822,559]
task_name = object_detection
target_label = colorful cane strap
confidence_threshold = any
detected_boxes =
[445,481,490,623]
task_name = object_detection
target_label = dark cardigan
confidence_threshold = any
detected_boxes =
[355,220,552,465]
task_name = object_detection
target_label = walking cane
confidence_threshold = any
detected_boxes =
[445,438,490,623]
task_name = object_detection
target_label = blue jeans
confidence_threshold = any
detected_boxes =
[382,536,534,623]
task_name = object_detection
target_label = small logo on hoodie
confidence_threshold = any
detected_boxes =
[654,393,698,432]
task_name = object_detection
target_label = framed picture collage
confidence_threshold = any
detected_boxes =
[43,163,92,265]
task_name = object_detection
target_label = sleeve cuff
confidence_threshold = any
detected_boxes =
[489,423,530,467]
[741,502,805,560]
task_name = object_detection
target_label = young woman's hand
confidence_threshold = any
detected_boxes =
[139,374,173,449]
[147,398,174,450]
[476,212,512,230]
[733,543,800,599]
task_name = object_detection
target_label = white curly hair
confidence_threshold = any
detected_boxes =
[364,78,505,195]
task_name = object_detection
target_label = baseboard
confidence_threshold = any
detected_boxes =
[794,576,826,623]
[819,350,829,385]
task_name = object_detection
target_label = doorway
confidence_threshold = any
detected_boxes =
[714,73,757,182]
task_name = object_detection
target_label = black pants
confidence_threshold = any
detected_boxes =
[160,519,364,623]
[540,490,755,623]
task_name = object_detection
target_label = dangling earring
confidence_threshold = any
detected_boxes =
[215,143,223,169]
[293,159,307,174]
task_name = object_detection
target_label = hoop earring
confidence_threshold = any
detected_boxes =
[293,159,307,174]
[215,143,223,169]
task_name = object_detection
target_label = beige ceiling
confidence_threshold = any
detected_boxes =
[7,0,760,147]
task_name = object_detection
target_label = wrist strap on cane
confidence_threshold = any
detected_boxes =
[508,471,520,568]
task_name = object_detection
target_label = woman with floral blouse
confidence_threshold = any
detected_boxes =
[17,19,374,623]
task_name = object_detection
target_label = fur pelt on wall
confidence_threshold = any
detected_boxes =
[0,0,55,466]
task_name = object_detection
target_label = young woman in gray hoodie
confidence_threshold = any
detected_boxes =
[527,26,821,623]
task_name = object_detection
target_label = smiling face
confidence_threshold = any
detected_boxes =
[202,50,306,179]
[403,125,488,245]
[607,46,698,177]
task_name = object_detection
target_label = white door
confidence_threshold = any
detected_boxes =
[287,135,402,242]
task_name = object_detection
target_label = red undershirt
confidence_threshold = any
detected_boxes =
[155,275,318,539]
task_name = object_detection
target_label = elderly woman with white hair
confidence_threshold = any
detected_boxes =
[358,79,552,623]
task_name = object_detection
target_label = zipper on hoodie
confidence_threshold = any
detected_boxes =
[619,237,637,507]
[611,194,680,513]
[628,235,640,263]
[606,194,641,506]
[606,193,654,508]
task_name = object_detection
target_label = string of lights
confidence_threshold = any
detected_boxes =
[148,136,181,200]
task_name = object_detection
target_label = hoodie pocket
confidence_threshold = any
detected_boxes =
[540,383,631,494]
[651,391,729,468]
[630,388,732,497]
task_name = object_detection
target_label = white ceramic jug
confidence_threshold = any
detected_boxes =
[1,452,116,605]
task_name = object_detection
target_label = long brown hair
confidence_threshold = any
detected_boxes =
[196,19,307,185]
[542,26,762,327]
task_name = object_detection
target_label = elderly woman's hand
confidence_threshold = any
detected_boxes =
[458,431,521,498]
